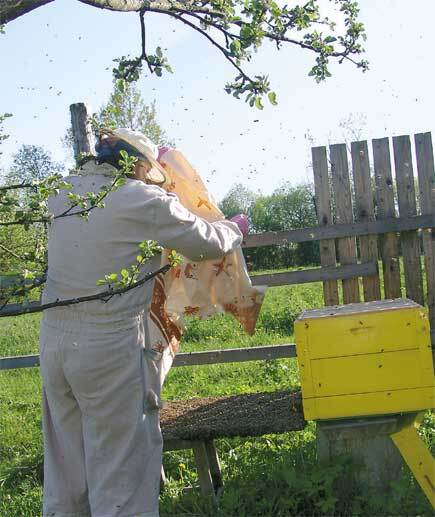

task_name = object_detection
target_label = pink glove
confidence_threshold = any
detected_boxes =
[157,146,171,162]
[229,214,249,238]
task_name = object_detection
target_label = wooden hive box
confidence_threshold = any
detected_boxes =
[294,299,434,420]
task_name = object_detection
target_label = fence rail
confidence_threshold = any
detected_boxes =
[243,214,435,248]
[0,344,297,371]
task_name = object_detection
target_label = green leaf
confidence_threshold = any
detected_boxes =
[255,97,264,110]
[268,91,278,105]
[116,79,126,94]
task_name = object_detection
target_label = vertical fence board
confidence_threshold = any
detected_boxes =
[312,146,339,306]
[393,135,424,305]
[415,132,435,335]
[330,144,360,303]
[372,138,401,299]
[351,141,381,301]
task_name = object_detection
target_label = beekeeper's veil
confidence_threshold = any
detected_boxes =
[96,128,166,185]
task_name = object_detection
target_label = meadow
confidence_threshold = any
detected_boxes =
[0,279,433,516]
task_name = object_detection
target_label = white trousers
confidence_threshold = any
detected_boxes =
[39,312,162,517]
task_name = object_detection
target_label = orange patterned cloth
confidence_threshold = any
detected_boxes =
[146,149,267,386]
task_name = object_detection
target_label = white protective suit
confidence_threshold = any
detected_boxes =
[40,160,242,517]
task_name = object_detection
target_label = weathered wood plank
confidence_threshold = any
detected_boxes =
[174,344,297,366]
[0,344,297,371]
[330,143,360,303]
[312,146,339,306]
[393,135,424,305]
[415,132,435,336]
[163,438,198,451]
[351,141,381,301]
[0,354,40,369]
[192,441,216,498]
[205,440,224,493]
[70,103,95,161]
[251,262,377,287]
[242,214,435,248]
[372,137,401,299]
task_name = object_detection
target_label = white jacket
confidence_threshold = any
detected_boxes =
[42,161,242,324]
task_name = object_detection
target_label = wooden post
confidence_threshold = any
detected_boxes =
[351,140,381,301]
[70,103,95,161]
[393,135,424,305]
[312,146,339,306]
[330,143,360,303]
[192,441,217,502]
[372,138,402,299]
[205,440,224,496]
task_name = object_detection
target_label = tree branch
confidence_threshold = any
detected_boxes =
[0,243,25,260]
[0,263,171,317]
[0,0,223,25]
[0,182,35,191]
[78,0,148,10]
[78,0,220,15]
[0,0,54,25]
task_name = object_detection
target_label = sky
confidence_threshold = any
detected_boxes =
[0,0,434,200]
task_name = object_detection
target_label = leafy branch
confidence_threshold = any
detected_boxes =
[0,263,171,317]
[0,150,137,228]
[0,244,183,316]
[112,0,367,107]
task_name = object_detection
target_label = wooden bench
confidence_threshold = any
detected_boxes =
[161,390,305,499]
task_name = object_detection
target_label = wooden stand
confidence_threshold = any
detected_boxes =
[317,412,435,507]
[317,415,403,492]
[163,438,223,504]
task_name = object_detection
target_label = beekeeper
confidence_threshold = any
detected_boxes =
[39,129,247,517]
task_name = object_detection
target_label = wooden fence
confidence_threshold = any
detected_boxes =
[246,132,435,343]
[0,109,434,371]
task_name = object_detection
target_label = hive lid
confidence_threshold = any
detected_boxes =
[297,298,420,321]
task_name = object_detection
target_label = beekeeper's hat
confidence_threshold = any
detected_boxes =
[97,128,166,185]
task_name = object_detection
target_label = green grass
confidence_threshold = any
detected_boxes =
[0,280,433,516]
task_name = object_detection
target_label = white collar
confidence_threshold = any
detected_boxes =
[78,160,118,177]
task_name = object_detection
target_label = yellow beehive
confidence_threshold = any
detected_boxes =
[295,299,434,421]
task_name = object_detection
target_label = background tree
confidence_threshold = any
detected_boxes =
[219,181,318,270]
[0,145,63,275]
[97,80,174,146]
[63,81,173,154]
[5,144,64,185]
[250,183,318,269]
[219,183,257,219]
